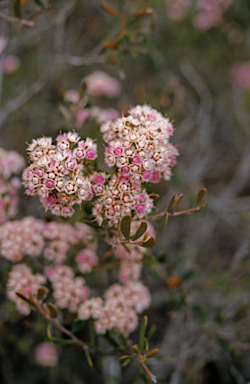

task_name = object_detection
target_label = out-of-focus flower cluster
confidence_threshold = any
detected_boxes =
[63,71,121,129]
[78,281,150,336]
[3,103,177,336]
[0,36,20,74]
[35,342,58,367]
[92,105,178,226]
[7,263,46,315]
[1,216,153,335]
[22,132,97,217]
[166,0,232,30]
[0,147,25,224]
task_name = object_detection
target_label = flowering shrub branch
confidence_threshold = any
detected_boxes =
[0,75,206,382]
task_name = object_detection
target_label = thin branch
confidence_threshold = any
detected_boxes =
[150,206,200,221]
[0,12,34,27]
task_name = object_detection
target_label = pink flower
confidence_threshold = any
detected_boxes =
[85,71,121,97]
[35,343,58,367]
[2,55,20,74]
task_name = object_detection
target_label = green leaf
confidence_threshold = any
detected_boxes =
[146,324,156,340]
[166,194,177,211]
[144,337,149,351]
[104,331,121,348]
[139,316,148,352]
[120,215,131,240]
[140,237,156,248]
[119,355,132,362]
[196,188,206,206]
[47,323,52,339]
[170,194,183,214]
[84,348,93,368]
[131,221,148,241]
[155,212,168,228]
[13,0,22,19]
[52,337,71,345]
[72,320,85,334]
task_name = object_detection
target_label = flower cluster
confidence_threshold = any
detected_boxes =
[92,174,154,227]
[0,216,45,261]
[45,265,89,313]
[92,105,178,226]
[166,0,232,30]
[78,281,151,336]
[0,147,25,223]
[43,221,96,265]
[102,105,178,182]
[0,218,96,268]
[7,264,46,315]
[22,132,97,217]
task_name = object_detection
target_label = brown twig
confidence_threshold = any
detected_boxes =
[99,248,114,263]
[140,360,157,383]
[18,294,90,352]
[150,206,200,221]
[0,12,34,27]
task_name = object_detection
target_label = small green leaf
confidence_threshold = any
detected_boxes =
[131,221,148,241]
[120,215,131,240]
[140,237,156,248]
[72,320,85,334]
[166,194,177,211]
[139,316,148,352]
[47,302,58,319]
[52,337,71,345]
[37,287,47,300]
[146,324,156,340]
[13,0,21,19]
[170,194,183,214]
[155,212,168,228]
[84,348,93,368]
[122,359,132,367]
[144,337,149,351]
[196,188,206,206]
[147,348,159,358]
[47,323,52,339]
[119,355,132,362]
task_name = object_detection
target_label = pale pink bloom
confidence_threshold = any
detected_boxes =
[35,343,58,367]
[2,55,20,74]
[85,71,121,97]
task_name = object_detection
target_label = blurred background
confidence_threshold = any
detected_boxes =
[1,0,250,383]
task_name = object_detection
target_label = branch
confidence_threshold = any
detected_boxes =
[0,12,34,27]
